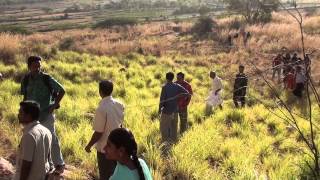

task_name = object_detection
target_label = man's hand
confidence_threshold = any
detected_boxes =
[85,144,92,153]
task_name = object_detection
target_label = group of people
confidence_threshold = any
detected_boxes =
[13,54,251,180]
[15,56,152,180]
[158,65,248,143]
[272,52,309,98]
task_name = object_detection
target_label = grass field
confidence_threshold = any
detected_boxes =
[0,8,320,180]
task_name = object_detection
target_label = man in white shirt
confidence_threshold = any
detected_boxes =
[206,71,223,115]
[15,101,52,180]
[85,80,125,180]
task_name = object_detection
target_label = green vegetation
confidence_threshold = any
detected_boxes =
[94,17,138,29]
[0,50,318,179]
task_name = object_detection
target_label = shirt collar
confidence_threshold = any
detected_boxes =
[23,121,40,133]
[102,96,112,101]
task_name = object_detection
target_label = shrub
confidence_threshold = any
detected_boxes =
[93,17,138,28]
[192,17,218,36]
[59,38,75,51]
[0,25,32,35]
[0,33,20,64]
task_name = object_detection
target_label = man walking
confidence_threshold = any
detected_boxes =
[272,54,282,83]
[233,65,248,108]
[175,72,193,134]
[20,56,65,174]
[206,71,223,115]
[14,101,52,180]
[159,72,190,143]
[85,80,125,180]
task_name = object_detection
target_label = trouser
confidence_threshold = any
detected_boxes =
[293,83,304,98]
[178,107,188,134]
[233,91,246,108]
[160,113,178,143]
[97,152,116,180]
[272,67,281,82]
[41,113,64,166]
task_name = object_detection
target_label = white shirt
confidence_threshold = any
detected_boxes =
[14,121,52,180]
[93,96,125,153]
[212,76,223,93]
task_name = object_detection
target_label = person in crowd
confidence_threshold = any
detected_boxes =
[14,101,52,180]
[159,72,190,143]
[293,66,306,98]
[283,66,296,91]
[272,54,283,83]
[85,80,125,180]
[291,53,299,64]
[20,56,65,174]
[233,65,248,108]
[104,128,153,180]
[175,72,193,134]
[206,71,223,114]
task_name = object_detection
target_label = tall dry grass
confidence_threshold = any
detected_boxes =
[0,33,22,64]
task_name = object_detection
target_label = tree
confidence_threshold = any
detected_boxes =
[224,0,278,24]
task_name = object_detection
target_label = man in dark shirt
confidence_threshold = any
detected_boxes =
[20,56,65,174]
[233,65,248,108]
[159,72,190,143]
[175,72,193,135]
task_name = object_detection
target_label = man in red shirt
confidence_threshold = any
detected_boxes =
[175,72,193,134]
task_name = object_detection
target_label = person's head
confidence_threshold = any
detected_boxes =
[104,128,145,180]
[210,71,216,79]
[239,65,245,73]
[166,72,174,82]
[18,101,40,125]
[99,80,113,98]
[27,56,42,74]
[177,72,184,82]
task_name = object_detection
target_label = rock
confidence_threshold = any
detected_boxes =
[0,157,15,180]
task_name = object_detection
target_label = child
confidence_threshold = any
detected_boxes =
[104,128,153,180]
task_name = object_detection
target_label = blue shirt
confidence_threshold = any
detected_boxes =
[109,159,153,180]
[159,82,189,114]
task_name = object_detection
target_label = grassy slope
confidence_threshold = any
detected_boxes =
[0,50,319,179]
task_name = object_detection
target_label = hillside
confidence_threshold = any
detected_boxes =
[0,11,320,179]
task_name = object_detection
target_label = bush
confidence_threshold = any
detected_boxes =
[59,38,75,51]
[93,17,138,28]
[192,17,217,36]
[0,25,32,35]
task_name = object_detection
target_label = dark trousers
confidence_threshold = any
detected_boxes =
[293,83,304,98]
[97,152,116,180]
[178,107,188,134]
[233,90,246,108]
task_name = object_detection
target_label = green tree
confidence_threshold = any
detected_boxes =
[224,0,278,24]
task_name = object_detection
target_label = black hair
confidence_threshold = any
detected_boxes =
[108,128,145,180]
[27,56,42,67]
[20,101,40,121]
[166,72,174,81]
[99,80,113,96]
[177,72,185,79]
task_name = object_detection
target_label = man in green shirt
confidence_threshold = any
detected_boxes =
[20,56,66,174]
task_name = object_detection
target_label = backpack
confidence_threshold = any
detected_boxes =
[22,73,58,102]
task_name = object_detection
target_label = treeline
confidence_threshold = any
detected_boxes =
[0,0,60,5]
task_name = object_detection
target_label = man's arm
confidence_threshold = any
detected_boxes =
[159,87,165,114]
[186,83,193,105]
[19,160,32,180]
[49,76,65,112]
[85,132,103,153]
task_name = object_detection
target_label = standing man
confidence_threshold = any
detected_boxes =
[175,72,193,134]
[20,56,65,174]
[14,101,52,180]
[272,54,283,83]
[206,71,223,115]
[293,66,306,98]
[159,72,190,143]
[233,65,248,108]
[85,80,125,180]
